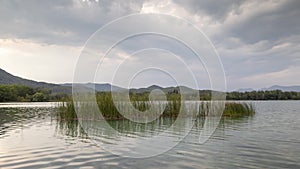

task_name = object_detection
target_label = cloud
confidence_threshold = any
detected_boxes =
[0,0,144,45]
[172,0,300,44]
[222,0,300,44]
[176,0,300,90]
[172,0,245,21]
[0,39,80,82]
[237,65,300,89]
[0,0,299,90]
[219,34,300,89]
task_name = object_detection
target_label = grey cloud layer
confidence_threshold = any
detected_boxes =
[173,0,300,44]
[173,0,245,21]
[0,0,144,45]
[0,0,299,89]
[1,0,299,45]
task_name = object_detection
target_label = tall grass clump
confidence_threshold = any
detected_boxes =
[96,92,123,119]
[58,92,256,120]
[223,102,255,117]
[56,100,88,138]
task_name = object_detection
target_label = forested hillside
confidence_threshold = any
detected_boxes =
[0,68,71,94]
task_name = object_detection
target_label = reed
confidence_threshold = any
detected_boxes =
[223,102,255,117]
[58,92,255,120]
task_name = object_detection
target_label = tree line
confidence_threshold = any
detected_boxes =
[226,90,300,100]
[131,89,300,100]
[1,84,300,102]
[0,84,68,102]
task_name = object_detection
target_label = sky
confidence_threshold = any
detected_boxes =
[0,0,299,91]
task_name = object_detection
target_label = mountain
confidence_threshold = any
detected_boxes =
[236,88,254,92]
[3,68,299,94]
[62,83,126,92]
[262,85,300,92]
[0,68,124,93]
[130,85,164,93]
[130,85,197,94]
[0,68,72,94]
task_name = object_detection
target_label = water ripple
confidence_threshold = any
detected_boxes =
[0,101,300,168]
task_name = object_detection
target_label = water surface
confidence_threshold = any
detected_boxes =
[0,101,299,168]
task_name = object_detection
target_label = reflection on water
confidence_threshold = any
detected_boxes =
[0,101,300,168]
[56,106,207,158]
[54,107,87,139]
[57,110,205,137]
[0,102,59,108]
[0,107,52,138]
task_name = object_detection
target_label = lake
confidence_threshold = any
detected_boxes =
[0,101,299,169]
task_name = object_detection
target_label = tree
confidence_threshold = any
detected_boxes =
[32,92,49,102]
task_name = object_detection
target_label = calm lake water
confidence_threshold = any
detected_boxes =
[0,101,299,169]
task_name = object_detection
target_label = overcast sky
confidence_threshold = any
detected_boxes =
[0,0,299,91]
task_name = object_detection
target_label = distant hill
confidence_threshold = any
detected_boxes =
[236,88,254,92]
[62,83,126,92]
[0,68,71,94]
[130,85,197,94]
[236,85,300,92]
[130,85,164,93]
[2,68,300,95]
[262,85,300,92]
[63,84,197,93]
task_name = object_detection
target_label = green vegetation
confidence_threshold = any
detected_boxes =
[223,102,255,117]
[59,92,255,120]
[1,83,300,103]
[56,92,255,138]
[56,102,87,138]
[165,89,300,100]
[226,90,300,100]
[0,84,69,102]
[59,92,184,120]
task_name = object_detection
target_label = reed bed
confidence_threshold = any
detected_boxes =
[58,92,255,120]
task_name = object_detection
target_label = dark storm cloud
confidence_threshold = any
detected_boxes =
[1,0,299,46]
[172,0,300,44]
[0,0,144,45]
[0,0,299,89]
[227,0,300,44]
[172,0,245,21]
